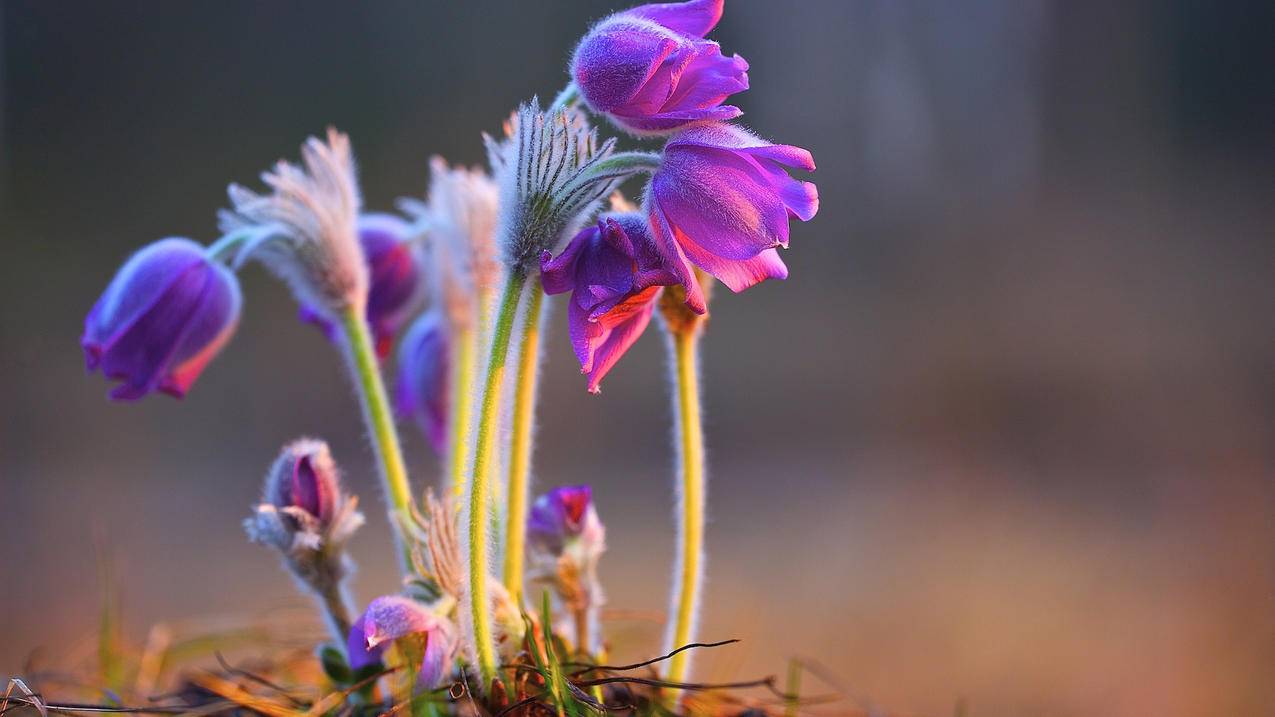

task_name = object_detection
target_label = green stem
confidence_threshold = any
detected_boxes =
[664,328,706,695]
[468,270,528,691]
[502,276,545,601]
[447,324,477,500]
[338,305,415,575]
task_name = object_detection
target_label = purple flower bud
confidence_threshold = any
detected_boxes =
[301,213,424,358]
[572,0,748,135]
[82,238,241,401]
[246,438,364,554]
[647,122,819,312]
[394,310,450,452]
[541,214,676,393]
[347,595,458,688]
[527,485,606,557]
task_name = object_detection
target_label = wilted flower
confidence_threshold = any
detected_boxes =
[219,128,368,322]
[572,0,748,135]
[484,100,623,273]
[540,213,676,393]
[82,238,241,401]
[527,485,606,654]
[347,595,459,688]
[647,122,818,312]
[400,157,500,329]
[394,309,450,452]
[301,213,424,358]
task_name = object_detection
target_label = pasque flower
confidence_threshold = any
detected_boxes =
[244,439,365,643]
[301,213,424,358]
[527,485,606,653]
[82,238,241,401]
[541,212,677,393]
[647,122,819,312]
[348,595,459,688]
[394,309,450,452]
[572,0,748,135]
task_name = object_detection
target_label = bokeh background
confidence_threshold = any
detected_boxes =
[2,1,1273,715]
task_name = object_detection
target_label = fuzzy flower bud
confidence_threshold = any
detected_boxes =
[646,122,819,312]
[245,438,364,561]
[527,485,606,652]
[483,100,625,274]
[300,213,425,358]
[400,157,500,331]
[82,238,241,401]
[219,128,368,322]
[540,213,676,393]
[572,0,748,136]
[347,595,459,688]
[394,309,450,453]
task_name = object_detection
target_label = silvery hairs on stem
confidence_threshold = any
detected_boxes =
[219,128,368,319]
[398,157,501,330]
[483,98,625,274]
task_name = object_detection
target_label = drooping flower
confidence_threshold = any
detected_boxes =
[219,128,368,322]
[244,438,364,556]
[572,0,748,136]
[526,485,607,653]
[301,213,424,358]
[646,122,819,312]
[540,212,677,393]
[399,157,500,330]
[82,238,242,401]
[483,100,623,274]
[394,310,450,452]
[347,595,459,688]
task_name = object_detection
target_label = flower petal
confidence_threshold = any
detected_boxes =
[622,0,724,39]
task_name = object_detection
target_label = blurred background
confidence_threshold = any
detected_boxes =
[2,1,1273,715]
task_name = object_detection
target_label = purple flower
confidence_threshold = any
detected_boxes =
[301,213,423,358]
[647,122,819,312]
[541,213,677,393]
[527,485,605,557]
[245,438,364,554]
[82,238,241,401]
[572,0,748,135]
[347,596,458,688]
[394,310,450,452]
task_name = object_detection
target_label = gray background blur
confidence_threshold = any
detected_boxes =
[2,2,1273,715]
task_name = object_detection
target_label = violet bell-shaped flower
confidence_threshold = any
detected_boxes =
[646,122,819,312]
[394,309,450,453]
[540,212,677,393]
[301,213,424,358]
[347,595,459,688]
[572,0,748,135]
[82,238,242,401]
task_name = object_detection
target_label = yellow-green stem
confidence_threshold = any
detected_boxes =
[502,277,544,601]
[447,324,477,499]
[468,270,528,691]
[665,328,705,693]
[339,306,414,574]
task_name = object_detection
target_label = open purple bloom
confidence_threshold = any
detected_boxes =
[541,213,677,393]
[527,485,605,557]
[347,595,457,688]
[572,0,748,135]
[647,122,819,312]
[394,309,450,452]
[82,238,241,401]
[301,213,423,358]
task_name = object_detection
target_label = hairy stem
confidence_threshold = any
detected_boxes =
[468,270,528,690]
[502,277,545,601]
[664,328,706,694]
[447,324,477,500]
[339,305,414,575]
